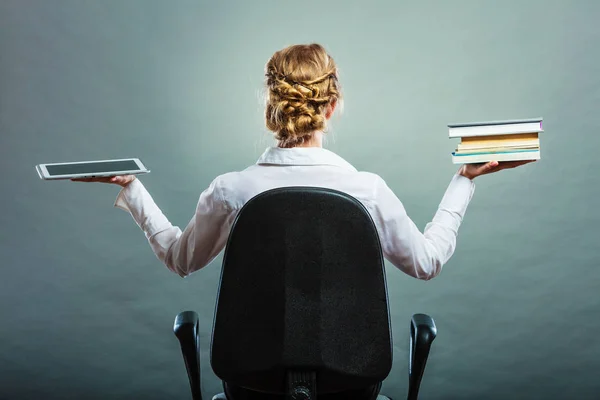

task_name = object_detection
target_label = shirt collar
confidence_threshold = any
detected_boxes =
[256,147,357,172]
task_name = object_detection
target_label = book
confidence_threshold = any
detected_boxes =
[457,142,539,151]
[454,145,538,154]
[456,133,540,152]
[459,132,540,146]
[452,150,540,164]
[448,118,543,138]
[449,118,543,164]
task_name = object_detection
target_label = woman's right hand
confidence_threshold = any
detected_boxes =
[458,160,536,180]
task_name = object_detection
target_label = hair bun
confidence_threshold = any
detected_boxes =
[264,44,341,147]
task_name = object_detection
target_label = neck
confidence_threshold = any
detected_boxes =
[279,131,324,148]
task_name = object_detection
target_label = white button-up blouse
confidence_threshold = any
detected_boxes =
[114,146,475,280]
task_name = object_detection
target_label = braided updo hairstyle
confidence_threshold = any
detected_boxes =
[265,44,342,148]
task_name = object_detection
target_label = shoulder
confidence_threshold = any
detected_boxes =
[347,170,387,191]
[357,170,385,184]
[193,172,240,213]
[208,168,260,211]
[326,169,389,209]
[212,169,253,192]
[345,171,400,214]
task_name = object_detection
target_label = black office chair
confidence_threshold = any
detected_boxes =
[173,187,437,400]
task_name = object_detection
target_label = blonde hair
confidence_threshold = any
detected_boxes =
[264,44,342,148]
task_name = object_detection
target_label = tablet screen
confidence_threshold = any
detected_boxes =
[46,160,140,176]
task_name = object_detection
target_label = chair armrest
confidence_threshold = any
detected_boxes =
[174,311,203,400]
[407,313,437,400]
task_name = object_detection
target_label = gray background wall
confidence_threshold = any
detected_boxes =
[1,0,598,399]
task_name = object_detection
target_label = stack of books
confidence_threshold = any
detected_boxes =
[449,118,543,164]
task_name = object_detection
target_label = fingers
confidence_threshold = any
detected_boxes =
[496,160,537,169]
[511,160,536,167]
[70,175,136,187]
[463,158,536,180]
[111,176,131,185]
[477,160,499,174]
[70,176,116,183]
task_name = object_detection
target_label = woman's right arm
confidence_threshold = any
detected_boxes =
[371,160,535,280]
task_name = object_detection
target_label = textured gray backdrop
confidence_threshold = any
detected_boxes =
[1,0,599,399]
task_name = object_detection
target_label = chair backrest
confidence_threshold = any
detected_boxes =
[210,187,392,395]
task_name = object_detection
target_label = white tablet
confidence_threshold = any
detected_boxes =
[35,158,150,180]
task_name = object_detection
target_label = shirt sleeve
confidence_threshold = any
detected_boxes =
[113,177,235,278]
[369,173,475,280]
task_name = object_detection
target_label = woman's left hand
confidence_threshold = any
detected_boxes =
[71,175,136,187]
